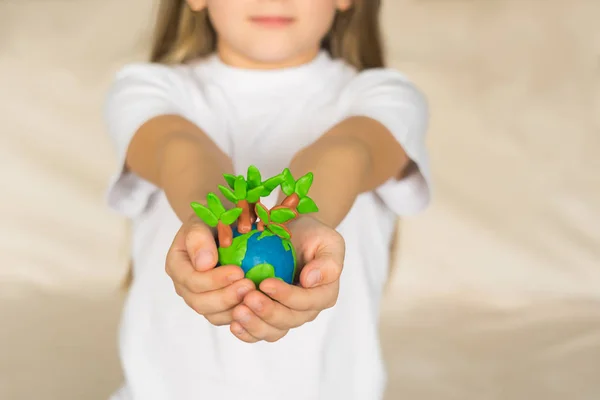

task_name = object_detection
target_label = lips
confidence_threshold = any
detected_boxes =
[250,16,294,27]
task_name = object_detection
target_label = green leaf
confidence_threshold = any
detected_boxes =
[220,207,243,225]
[270,208,296,224]
[295,172,313,198]
[255,203,269,224]
[297,197,319,214]
[282,168,295,187]
[218,185,238,203]
[206,193,226,217]
[190,202,218,227]
[246,186,264,203]
[263,174,284,190]
[234,176,247,199]
[261,174,285,196]
[281,181,295,196]
[223,173,237,189]
[267,223,291,240]
[246,165,262,188]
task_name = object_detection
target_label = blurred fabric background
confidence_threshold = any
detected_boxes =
[1,0,599,399]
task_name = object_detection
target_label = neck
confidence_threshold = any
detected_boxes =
[216,42,321,70]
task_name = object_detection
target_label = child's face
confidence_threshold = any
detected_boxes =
[187,0,353,68]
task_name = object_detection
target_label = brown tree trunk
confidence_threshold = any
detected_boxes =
[281,193,300,209]
[257,221,265,231]
[237,200,252,233]
[278,194,300,223]
[217,221,233,248]
[249,202,258,224]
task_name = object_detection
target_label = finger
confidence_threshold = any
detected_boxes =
[243,290,315,330]
[230,322,259,343]
[204,309,234,326]
[298,248,344,289]
[185,279,255,315]
[185,221,219,272]
[185,265,245,293]
[168,254,245,293]
[260,279,339,312]
[165,247,195,285]
[183,265,245,293]
[232,304,289,343]
[166,226,196,279]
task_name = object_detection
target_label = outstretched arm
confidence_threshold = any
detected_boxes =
[284,116,411,228]
[129,115,258,326]
[126,115,234,222]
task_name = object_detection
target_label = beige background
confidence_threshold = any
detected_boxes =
[1,0,599,399]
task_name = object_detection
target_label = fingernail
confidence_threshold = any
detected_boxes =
[306,269,321,287]
[194,250,213,268]
[237,285,251,300]
[228,273,243,283]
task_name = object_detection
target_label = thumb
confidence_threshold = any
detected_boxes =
[185,221,218,272]
[299,245,345,288]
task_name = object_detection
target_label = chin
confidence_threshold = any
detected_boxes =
[243,42,315,67]
[246,50,297,64]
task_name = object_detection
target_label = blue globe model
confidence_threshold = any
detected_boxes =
[218,224,296,285]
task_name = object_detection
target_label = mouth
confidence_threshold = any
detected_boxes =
[249,16,295,28]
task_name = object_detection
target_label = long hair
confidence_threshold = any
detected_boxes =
[121,1,388,289]
[150,0,385,70]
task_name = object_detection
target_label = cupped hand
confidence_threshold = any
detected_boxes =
[166,214,255,326]
[229,216,346,343]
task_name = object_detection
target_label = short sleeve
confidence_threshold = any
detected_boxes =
[103,63,224,219]
[343,69,432,216]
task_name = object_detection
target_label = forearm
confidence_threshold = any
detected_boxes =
[158,134,233,221]
[286,116,410,228]
[286,137,368,228]
[126,115,233,222]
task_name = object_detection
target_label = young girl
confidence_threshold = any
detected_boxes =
[105,0,430,399]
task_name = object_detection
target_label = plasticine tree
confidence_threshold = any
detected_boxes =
[190,165,319,285]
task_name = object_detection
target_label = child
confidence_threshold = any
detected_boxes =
[105,0,430,399]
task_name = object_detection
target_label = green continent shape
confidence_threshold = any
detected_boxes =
[220,232,297,284]
[246,263,276,286]
[257,230,274,241]
[281,239,297,283]
[218,232,252,266]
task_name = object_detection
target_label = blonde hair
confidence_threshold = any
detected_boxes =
[150,0,385,71]
[121,1,387,289]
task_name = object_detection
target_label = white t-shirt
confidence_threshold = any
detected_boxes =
[105,51,431,400]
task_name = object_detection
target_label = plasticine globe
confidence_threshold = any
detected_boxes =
[218,224,296,285]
